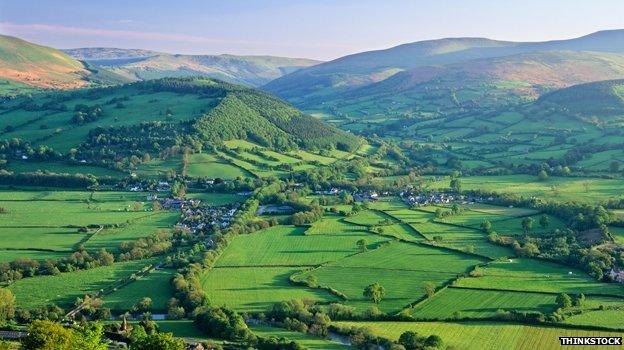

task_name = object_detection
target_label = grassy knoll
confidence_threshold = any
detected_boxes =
[251,325,349,350]
[8,258,157,309]
[103,268,174,312]
[425,175,624,203]
[411,287,557,319]
[293,241,485,312]
[455,258,624,297]
[334,321,624,350]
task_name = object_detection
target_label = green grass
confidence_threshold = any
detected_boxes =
[293,241,485,312]
[6,161,124,177]
[214,225,388,267]
[425,175,624,204]
[103,268,174,312]
[334,321,624,350]
[410,221,512,259]
[9,258,157,309]
[251,326,349,350]
[489,214,566,236]
[185,153,253,179]
[411,287,557,319]
[564,309,624,330]
[344,210,395,226]
[85,212,178,252]
[202,266,337,312]
[455,258,624,297]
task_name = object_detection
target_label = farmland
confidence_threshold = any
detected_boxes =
[334,321,624,350]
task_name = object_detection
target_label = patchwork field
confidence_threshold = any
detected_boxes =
[334,321,624,350]
[8,258,158,309]
[425,175,624,203]
[410,287,557,319]
[454,259,624,297]
[292,241,486,312]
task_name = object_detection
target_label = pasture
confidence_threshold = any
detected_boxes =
[103,268,175,312]
[8,258,157,309]
[410,287,557,319]
[292,241,485,312]
[425,175,624,203]
[334,321,624,350]
[454,258,624,297]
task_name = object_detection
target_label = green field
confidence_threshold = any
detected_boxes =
[251,325,349,350]
[334,321,624,350]
[103,268,174,312]
[411,287,557,319]
[202,224,389,311]
[8,258,157,309]
[293,241,485,312]
[455,259,624,297]
[426,175,624,203]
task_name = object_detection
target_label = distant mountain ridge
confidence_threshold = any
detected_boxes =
[64,47,322,87]
[263,29,624,104]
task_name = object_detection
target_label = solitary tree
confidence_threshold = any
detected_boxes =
[363,283,386,304]
[521,217,534,234]
[539,214,550,229]
[480,220,492,233]
[423,282,436,298]
[356,239,368,252]
[449,178,462,193]
[537,170,548,181]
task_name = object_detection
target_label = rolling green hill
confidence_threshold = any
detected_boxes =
[0,77,360,175]
[263,29,624,108]
[537,79,624,117]
[64,47,321,87]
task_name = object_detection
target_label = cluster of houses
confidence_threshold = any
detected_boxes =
[400,190,494,206]
[177,202,240,234]
[608,268,624,283]
[312,187,387,202]
[127,180,172,192]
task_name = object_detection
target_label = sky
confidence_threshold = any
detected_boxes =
[1,0,623,60]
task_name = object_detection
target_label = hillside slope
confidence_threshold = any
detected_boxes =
[263,29,624,104]
[537,79,624,116]
[64,48,322,87]
[0,35,90,89]
[0,77,360,160]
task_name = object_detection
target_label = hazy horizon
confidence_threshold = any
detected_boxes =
[1,0,623,60]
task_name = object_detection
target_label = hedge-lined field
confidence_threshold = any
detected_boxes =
[9,258,157,309]
[201,266,337,312]
[214,225,388,267]
[411,287,557,319]
[334,321,624,350]
[455,259,624,297]
[293,241,485,312]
